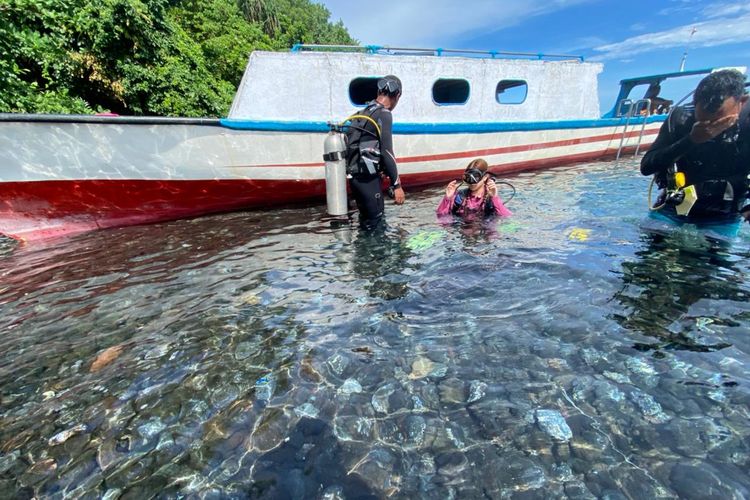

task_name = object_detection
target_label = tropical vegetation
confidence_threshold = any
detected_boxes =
[0,0,355,116]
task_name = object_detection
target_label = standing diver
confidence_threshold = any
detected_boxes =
[345,75,406,230]
[641,69,750,224]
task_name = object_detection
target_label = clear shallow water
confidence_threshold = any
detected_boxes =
[1,159,750,499]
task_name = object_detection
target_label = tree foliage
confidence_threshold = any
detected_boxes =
[0,0,356,116]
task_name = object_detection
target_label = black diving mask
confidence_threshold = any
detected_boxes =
[463,168,485,184]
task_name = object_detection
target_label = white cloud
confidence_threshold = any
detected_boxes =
[654,1,750,19]
[702,1,750,18]
[657,5,697,16]
[551,36,608,54]
[592,13,750,61]
[317,0,595,47]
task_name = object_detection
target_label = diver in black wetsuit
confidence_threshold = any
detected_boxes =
[641,69,750,222]
[345,75,405,230]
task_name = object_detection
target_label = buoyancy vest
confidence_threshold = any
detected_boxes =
[451,188,496,216]
[344,102,384,177]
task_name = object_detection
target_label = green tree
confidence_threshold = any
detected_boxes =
[272,0,355,49]
[0,0,357,116]
[237,0,280,36]
[174,0,274,86]
[0,0,93,113]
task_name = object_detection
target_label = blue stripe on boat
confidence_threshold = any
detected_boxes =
[219,115,667,134]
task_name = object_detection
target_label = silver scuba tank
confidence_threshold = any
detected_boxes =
[323,130,348,216]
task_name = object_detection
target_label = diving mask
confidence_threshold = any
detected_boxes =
[463,168,486,184]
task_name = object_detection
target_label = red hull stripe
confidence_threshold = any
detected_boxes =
[401,128,658,164]
[234,129,659,168]
[0,145,648,242]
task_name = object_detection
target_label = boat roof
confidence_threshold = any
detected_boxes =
[619,66,748,85]
[290,44,586,62]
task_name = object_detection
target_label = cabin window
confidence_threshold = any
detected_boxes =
[496,80,528,104]
[349,77,380,106]
[432,79,470,105]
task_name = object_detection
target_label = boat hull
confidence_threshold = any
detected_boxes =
[0,115,663,241]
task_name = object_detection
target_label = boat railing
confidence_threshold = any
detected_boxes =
[633,99,651,156]
[615,98,651,160]
[615,99,633,160]
[290,44,585,62]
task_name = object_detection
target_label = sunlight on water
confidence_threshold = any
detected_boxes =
[1,158,749,498]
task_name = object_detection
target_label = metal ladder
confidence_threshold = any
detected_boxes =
[615,98,651,159]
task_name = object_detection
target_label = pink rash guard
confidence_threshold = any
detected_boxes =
[436,191,512,217]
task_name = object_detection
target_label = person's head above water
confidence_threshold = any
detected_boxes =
[463,158,490,191]
[376,75,402,111]
[693,69,748,122]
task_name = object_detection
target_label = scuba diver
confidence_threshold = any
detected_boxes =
[345,75,405,230]
[641,69,750,224]
[436,159,513,217]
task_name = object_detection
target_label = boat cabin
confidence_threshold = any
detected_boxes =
[228,45,603,124]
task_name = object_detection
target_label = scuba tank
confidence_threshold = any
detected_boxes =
[323,128,348,216]
[322,109,384,216]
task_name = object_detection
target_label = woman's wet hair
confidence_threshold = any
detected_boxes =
[465,158,488,173]
[694,69,747,114]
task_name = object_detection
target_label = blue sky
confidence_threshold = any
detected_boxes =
[317,0,750,114]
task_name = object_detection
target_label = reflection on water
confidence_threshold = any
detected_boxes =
[1,160,750,498]
[611,231,750,353]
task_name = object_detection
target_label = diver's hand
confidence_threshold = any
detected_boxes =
[741,206,750,223]
[486,179,498,197]
[445,180,458,198]
[689,114,738,144]
[393,187,405,205]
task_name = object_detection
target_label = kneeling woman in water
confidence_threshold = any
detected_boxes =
[436,159,512,217]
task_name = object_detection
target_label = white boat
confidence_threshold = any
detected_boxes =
[1,45,725,241]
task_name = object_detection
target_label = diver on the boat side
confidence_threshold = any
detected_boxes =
[641,69,750,223]
[344,75,405,230]
[436,159,513,218]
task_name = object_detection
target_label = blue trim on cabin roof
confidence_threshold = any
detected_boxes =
[220,115,666,134]
[287,44,585,62]
[618,68,718,85]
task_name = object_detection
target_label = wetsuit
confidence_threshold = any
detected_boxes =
[345,101,399,230]
[641,103,750,221]
[435,187,512,217]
